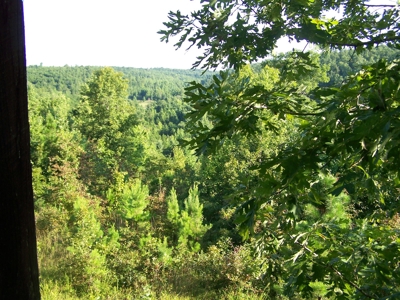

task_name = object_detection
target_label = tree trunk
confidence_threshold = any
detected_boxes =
[0,0,41,299]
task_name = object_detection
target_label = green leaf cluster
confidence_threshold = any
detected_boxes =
[160,0,400,298]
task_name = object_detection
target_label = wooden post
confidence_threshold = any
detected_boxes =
[0,0,41,298]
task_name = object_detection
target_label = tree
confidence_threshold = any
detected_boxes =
[0,0,40,298]
[160,1,400,298]
[167,185,211,251]
[75,67,148,195]
[76,67,130,141]
[160,0,399,70]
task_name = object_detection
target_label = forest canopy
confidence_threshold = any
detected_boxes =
[27,0,400,299]
[30,45,400,300]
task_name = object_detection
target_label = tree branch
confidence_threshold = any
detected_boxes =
[363,4,397,8]
[327,264,377,299]
[290,232,377,299]
[331,36,400,48]
[282,110,321,116]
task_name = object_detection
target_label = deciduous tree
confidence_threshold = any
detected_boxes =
[160,1,400,298]
[75,68,148,195]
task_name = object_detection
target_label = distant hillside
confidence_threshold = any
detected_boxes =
[319,46,400,87]
[27,65,213,101]
[27,46,400,103]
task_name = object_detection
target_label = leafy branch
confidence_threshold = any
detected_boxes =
[331,36,400,48]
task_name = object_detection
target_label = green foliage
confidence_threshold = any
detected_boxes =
[162,238,264,299]
[179,184,212,251]
[30,62,271,298]
[107,179,150,224]
[75,67,148,195]
[27,65,212,101]
[167,188,180,227]
[166,185,211,251]
[266,51,330,91]
[320,46,400,87]
[160,0,400,298]
[27,65,95,101]
[63,196,109,295]
[29,8,400,296]
[160,0,400,70]
[28,85,82,202]
[75,67,129,141]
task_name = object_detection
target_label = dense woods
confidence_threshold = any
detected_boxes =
[28,66,211,102]
[5,0,395,298]
[29,43,400,299]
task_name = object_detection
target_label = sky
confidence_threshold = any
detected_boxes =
[24,0,306,69]
[23,0,394,69]
[24,0,204,69]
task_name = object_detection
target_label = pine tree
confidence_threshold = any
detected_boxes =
[167,185,211,251]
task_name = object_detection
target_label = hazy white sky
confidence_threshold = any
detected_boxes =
[23,0,393,69]
[24,0,204,69]
[23,0,304,69]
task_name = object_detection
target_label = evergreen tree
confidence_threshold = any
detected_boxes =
[167,185,211,251]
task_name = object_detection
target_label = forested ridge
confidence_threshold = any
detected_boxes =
[27,66,211,102]
[29,44,400,299]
